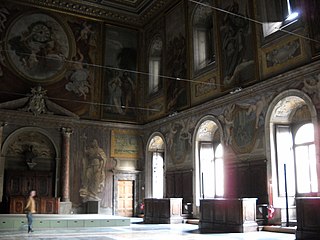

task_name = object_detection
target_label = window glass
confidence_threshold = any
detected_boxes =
[152,152,164,198]
[148,37,162,95]
[295,123,314,144]
[261,0,299,37]
[199,142,224,198]
[192,0,215,73]
[275,125,295,196]
[295,123,318,193]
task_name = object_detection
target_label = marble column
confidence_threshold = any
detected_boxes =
[61,127,72,202]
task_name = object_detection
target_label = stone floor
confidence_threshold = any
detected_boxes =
[0,222,296,240]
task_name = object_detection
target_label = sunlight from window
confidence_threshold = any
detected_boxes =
[149,59,160,94]
[148,37,162,95]
[286,12,299,21]
[199,143,224,198]
[276,125,296,196]
[295,123,314,144]
[285,0,299,21]
[215,144,224,197]
[152,152,164,198]
[295,123,318,193]
[262,0,299,37]
[200,143,215,198]
[192,0,214,73]
[194,29,207,69]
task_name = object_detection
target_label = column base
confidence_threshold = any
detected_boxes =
[59,201,72,214]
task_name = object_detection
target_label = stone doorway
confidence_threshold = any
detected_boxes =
[117,180,133,217]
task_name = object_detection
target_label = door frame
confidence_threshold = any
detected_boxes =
[113,171,140,216]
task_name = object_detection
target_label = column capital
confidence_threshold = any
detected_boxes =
[0,122,7,127]
[61,127,73,136]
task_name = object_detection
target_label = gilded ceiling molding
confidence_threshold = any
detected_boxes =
[13,0,142,25]
[11,0,172,26]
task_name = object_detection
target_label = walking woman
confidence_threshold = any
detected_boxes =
[24,190,36,233]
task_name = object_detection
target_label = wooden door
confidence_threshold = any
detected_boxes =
[117,180,133,217]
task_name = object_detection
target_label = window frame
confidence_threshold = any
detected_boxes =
[191,0,215,77]
[259,0,301,43]
[198,141,224,199]
[273,122,318,203]
[152,151,164,198]
[147,36,163,96]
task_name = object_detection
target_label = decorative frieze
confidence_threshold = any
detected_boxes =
[10,0,171,26]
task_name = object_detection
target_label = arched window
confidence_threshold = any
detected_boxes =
[268,95,318,224]
[148,36,163,95]
[146,135,165,198]
[195,119,224,206]
[192,0,215,75]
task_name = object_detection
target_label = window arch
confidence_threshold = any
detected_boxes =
[148,36,163,95]
[191,0,215,75]
[194,118,224,207]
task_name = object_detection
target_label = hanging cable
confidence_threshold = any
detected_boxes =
[0,49,223,87]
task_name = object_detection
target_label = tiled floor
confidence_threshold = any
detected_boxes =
[0,223,296,240]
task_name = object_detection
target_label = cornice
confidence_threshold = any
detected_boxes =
[9,0,172,27]
[10,0,142,26]
[143,60,320,130]
[0,109,144,131]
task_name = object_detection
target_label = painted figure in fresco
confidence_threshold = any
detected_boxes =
[166,33,187,112]
[179,118,192,146]
[120,71,135,113]
[166,122,178,152]
[80,139,107,201]
[246,95,268,129]
[9,21,65,72]
[221,0,250,85]
[108,70,124,114]
[77,21,93,42]
[302,74,320,104]
[65,48,90,99]
[218,104,235,146]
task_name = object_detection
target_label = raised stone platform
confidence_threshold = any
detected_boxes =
[0,214,130,231]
